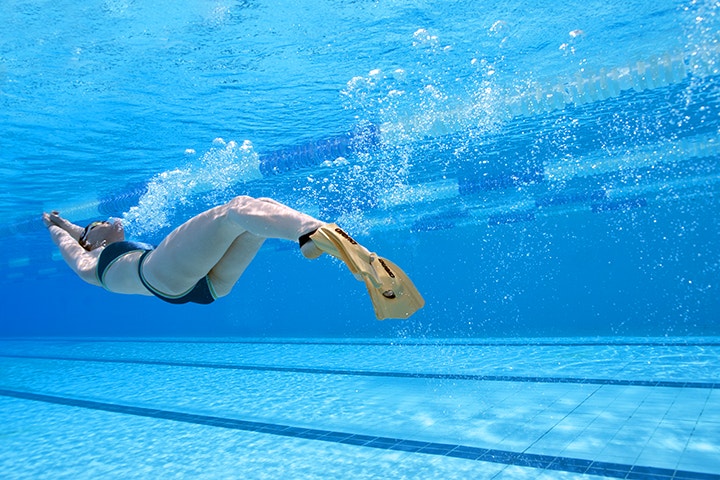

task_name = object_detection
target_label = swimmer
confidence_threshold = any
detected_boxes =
[43,196,424,319]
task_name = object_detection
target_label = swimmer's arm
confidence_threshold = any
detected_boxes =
[46,223,102,287]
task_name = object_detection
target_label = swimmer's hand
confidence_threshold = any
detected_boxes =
[42,211,62,228]
[43,212,85,241]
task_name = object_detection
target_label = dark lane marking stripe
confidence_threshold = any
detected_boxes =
[0,388,717,480]
[1,354,718,389]
[3,338,720,347]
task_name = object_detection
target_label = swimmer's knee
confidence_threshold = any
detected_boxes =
[227,195,256,208]
[227,195,287,217]
[223,195,259,217]
[227,195,283,209]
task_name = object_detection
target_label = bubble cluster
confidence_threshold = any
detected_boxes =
[683,0,720,78]
[337,27,508,216]
[123,139,261,236]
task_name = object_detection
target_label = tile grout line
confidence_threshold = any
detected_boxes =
[523,383,604,458]
[675,388,714,473]
[593,385,653,468]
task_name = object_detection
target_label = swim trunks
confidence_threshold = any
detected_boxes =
[97,241,216,305]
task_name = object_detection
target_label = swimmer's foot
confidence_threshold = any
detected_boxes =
[308,223,425,320]
[299,230,323,259]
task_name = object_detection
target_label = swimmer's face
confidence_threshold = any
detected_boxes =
[80,219,125,250]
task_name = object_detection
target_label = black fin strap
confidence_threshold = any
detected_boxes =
[298,229,317,247]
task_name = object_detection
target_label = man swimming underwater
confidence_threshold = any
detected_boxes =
[43,195,423,319]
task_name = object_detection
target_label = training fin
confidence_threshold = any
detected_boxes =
[309,224,425,320]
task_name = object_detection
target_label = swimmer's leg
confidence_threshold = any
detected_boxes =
[142,196,324,295]
[208,232,265,297]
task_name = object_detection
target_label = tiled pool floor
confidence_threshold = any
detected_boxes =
[1,338,718,479]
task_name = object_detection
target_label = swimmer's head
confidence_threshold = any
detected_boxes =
[79,218,125,251]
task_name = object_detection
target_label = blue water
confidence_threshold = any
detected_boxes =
[1,0,719,478]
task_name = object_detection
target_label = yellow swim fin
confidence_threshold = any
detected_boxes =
[309,224,425,320]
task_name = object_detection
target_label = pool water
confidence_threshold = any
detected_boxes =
[1,0,719,478]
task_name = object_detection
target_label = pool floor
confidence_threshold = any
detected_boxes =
[1,338,718,479]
